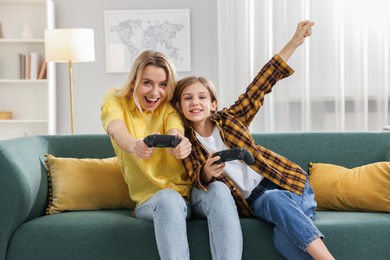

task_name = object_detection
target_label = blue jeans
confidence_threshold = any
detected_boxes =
[134,189,191,260]
[247,177,323,260]
[191,181,242,260]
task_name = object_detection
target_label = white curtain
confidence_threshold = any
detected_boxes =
[217,0,390,132]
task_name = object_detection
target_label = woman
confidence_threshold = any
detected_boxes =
[101,50,192,260]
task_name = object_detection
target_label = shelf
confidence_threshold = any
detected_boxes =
[0,0,45,5]
[0,0,55,140]
[0,119,48,124]
[0,79,47,84]
[0,39,44,43]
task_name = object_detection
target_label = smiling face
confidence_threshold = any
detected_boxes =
[134,65,168,112]
[179,82,218,127]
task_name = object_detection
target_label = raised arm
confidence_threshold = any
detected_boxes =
[278,20,315,62]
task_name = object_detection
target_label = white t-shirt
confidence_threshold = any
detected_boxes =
[195,126,263,198]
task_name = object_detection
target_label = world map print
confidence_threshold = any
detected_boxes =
[111,19,185,62]
[105,10,191,72]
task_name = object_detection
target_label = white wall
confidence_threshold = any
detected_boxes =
[52,0,218,134]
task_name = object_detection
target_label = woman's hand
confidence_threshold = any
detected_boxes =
[132,138,155,159]
[167,129,192,159]
[107,120,155,159]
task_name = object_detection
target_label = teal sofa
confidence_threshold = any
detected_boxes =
[1,133,390,260]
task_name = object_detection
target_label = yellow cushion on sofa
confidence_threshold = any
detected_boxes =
[308,162,390,213]
[45,154,135,214]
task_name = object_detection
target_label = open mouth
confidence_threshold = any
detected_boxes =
[145,96,159,104]
[190,108,202,113]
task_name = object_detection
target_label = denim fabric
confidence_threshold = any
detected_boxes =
[248,177,323,260]
[134,189,191,260]
[191,181,243,260]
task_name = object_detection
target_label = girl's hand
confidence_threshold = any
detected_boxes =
[201,152,225,184]
[278,20,315,62]
[291,20,315,47]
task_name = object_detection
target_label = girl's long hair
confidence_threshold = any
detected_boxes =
[172,76,218,129]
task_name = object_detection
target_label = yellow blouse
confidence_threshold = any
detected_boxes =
[101,89,191,206]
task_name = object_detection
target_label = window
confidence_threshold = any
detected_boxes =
[217,0,390,132]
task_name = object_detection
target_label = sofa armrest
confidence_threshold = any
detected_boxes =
[0,136,51,259]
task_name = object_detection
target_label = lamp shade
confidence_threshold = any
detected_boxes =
[45,28,95,62]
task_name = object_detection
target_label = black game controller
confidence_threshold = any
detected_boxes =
[213,147,255,165]
[143,135,181,148]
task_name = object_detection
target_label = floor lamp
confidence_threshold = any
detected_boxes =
[44,28,95,134]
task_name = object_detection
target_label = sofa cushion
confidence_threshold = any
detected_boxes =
[45,154,135,214]
[7,211,282,260]
[308,162,390,212]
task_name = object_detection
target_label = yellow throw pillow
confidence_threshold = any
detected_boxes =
[308,162,390,213]
[45,154,135,214]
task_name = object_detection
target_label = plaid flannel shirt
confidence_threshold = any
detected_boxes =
[182,55,307,217]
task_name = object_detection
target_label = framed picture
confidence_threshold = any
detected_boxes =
[104,9,191,73]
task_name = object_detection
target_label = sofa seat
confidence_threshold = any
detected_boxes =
[7,210,390,260]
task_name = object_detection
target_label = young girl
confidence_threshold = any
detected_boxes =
[172,21,335,259]
[101,50,193,260]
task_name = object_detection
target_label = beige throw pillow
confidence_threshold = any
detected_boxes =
[309,162,390,213]
[45,154,135,214]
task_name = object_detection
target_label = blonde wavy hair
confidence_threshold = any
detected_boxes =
[115,50,177,109]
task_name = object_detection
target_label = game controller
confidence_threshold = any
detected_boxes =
[143,134,181,148]
[213,147,255,165]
